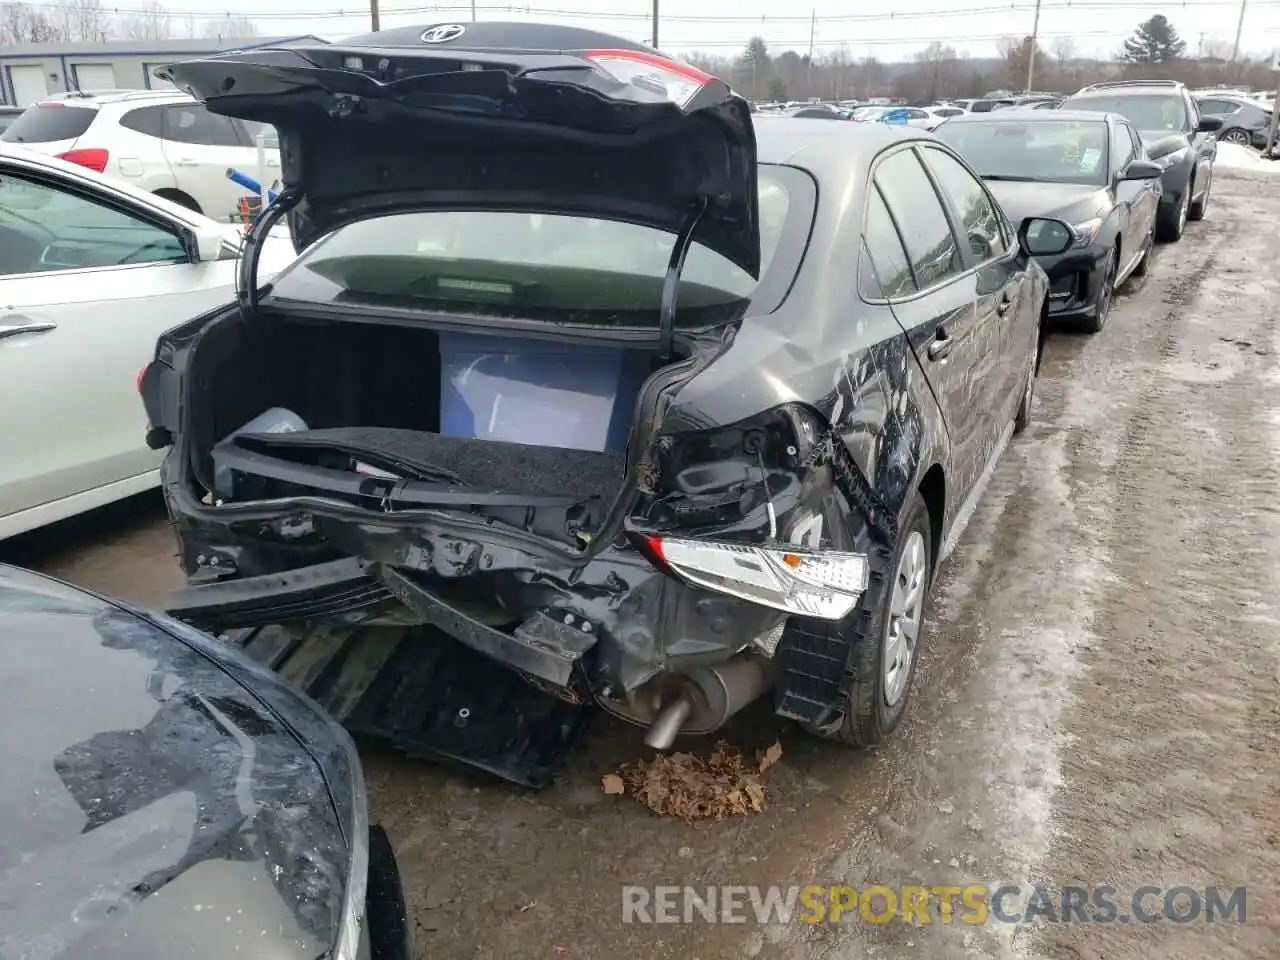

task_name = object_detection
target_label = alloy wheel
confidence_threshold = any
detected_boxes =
[883,531,927,707]
[1224,128,1251,145]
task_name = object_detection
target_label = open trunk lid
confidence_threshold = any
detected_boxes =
[156,22,761,276]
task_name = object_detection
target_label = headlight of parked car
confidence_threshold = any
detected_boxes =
[1155,147,1188,168]
[1070,217,1104,247]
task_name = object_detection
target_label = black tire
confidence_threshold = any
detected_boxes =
[1156,183,1190,242]
[1221,127,1251,146]
[1075,248,1117,334]
[1014,317,1041,435]
[1187,167,1211,221]
[154,188,202,214]
[802,492,934,747]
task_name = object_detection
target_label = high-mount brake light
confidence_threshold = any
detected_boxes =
[636,534,870,621]
[584,49,714,110]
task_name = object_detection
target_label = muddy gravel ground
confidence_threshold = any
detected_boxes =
[5,169,1279,960]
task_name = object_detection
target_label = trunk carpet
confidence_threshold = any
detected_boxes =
[239,426,627,501]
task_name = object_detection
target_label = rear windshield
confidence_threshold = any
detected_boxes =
[268,165,813,325]
[1,104,96,143]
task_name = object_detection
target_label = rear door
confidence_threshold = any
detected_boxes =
[0,161,240,537]
[159,103,259,222]
[868,147,991,497]
[918,144,1031,435]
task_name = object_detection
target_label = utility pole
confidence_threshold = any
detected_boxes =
[370,0,379,31]
[652,0,658,48]
[1024,0,1042,93]
[807,9,816,96]
[1231,0,1248,61]
[471,0,476,20]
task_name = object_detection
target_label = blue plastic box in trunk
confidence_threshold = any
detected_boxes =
[438,332,650,453]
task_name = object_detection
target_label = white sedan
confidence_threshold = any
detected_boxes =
[0,144,295,540]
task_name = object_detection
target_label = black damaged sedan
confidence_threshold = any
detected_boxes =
[0,565,409,960]
[140,23,1075,784]
[934,109,1164,333]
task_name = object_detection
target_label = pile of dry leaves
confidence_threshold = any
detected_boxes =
[601,740,784,820]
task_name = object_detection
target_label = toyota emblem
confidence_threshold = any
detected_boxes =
[421,24,466,44]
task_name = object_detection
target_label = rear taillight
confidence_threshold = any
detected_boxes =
[631,533,869,620]
[136,364,148,393]
[585,49,714,109]
[56,147,108,172]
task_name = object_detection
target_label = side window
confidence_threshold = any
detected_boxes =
[1184,94,1200,130]
[908,109,929,120]
[0,172,186,277]
[874,151,963,288]
[918,147,1004,264]
[162,104,244,147]
[1127,124,1145,159]
[1109,122,1136,171]
[862,185,916,300]
[118,105,165,138]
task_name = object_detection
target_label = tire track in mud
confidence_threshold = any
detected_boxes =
[1030,180,1280,960]
[749,179,1263,960]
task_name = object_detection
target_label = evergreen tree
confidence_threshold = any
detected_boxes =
[1122,15,1187,64]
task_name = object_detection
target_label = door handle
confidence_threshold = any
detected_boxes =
[174,158,200,166]
[0,316,57,341]
[996,294,1014,317]
[926,328,953,361]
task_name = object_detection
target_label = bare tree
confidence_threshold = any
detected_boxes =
[1051,36,1075,66]
[1,1,64,42]
[118,0,171,41]
[1200,38,1233,61]
[202,14,257,39]
[54,0,106,41]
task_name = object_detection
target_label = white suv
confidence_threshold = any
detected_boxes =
[0,89,279,222]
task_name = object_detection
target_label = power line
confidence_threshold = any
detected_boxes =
[19,0,1280,23]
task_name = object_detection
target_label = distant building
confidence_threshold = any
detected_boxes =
[0,35,326,106]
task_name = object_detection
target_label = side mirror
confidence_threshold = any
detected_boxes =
[1197,116,1224,132]
[1120,159,1164,180]
[1018,217,1074,257]
[185,223,229,262]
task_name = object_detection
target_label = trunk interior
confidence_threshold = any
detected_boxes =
[185,310,665,521]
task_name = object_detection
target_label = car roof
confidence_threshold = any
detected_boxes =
[753,115,926,171]
[33,89,192,107]
[940,109,1117,125]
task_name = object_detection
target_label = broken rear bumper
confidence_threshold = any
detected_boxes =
[168,557,598,691]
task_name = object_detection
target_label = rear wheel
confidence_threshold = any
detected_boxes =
[1014,317,1041,435]
[1221,127,1251,145]
[802,492,933,747]
[1131,220,1154,278]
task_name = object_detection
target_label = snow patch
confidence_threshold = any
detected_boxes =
[1214,142,1280,173]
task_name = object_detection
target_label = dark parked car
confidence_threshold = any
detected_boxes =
[0,106,21,135]
[1061,80,1222,242]
[0,564,409,960]
[1194,93,1273,148]
[785,106,845,119]
[934,110,1163,332]
[139,23,1073,785]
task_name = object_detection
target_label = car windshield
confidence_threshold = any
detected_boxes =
[269,166,808,325]
[1065,93,1189,132]
[934,119,1110,185]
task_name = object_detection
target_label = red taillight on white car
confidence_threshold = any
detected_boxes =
[56,147,109,172]
[638,535,870,620]
[584,49,714,109]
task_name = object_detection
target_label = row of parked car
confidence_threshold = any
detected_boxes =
[0,26,1234,957]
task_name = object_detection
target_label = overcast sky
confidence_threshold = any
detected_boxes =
[101,0,1280,61]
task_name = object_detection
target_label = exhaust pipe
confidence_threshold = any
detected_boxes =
[643,653,774,750]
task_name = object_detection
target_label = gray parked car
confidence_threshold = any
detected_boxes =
[1194,93,1274,148]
